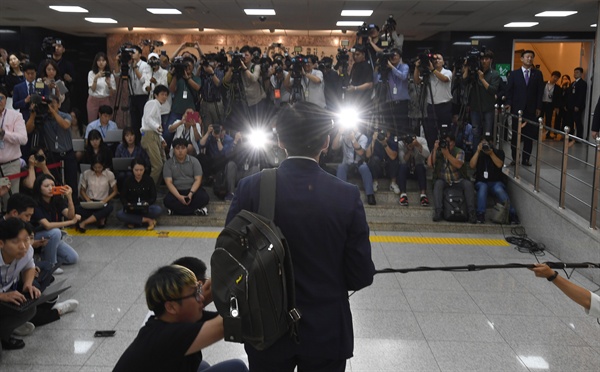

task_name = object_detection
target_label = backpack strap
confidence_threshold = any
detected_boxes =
[258,168,276,220]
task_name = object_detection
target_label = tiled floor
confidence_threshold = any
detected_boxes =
[2,228,600,371]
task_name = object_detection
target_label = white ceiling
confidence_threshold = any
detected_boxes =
[0,0,598,40]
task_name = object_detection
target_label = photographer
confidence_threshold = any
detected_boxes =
[377,48,409,133]
[332,126,376,205]
[25,94,78,202]
[427,133,476,223]
[141,85,169,185]
[199,124,234,181]
[168,57,201,149]
[469,134,519,224]
[267,60,291,107]
[223,131,261,200]
[284,55,326,108]
[366,128,400,196]
[347,45,374,114]
[127,46,152,135]
[146,53,170,133]
[462,49,500,151]
[198,55,225,129]
[38,39,75,112]
[322,57,342,111]
[414,53,453,151]
[397,134,430,206]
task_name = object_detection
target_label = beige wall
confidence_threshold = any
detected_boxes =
[514,42,590,80]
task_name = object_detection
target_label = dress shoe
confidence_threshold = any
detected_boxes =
[432,210,443,222]
[469,211,478,224]
[509,161,516,166]
[522,161,533,167]
[75,223,86,233]
[1,336,25,350]
[367,194,376,205]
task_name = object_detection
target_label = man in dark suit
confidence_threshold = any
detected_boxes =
[505,50,544,166]
[226,102,375,372]
[542,71,563,140]
[566,67,587,143]
[12,63,49,123]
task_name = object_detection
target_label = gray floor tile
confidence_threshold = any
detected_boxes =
[74,280,145,304]
[84,330,138,367]
[414,312,504,342]
[511,344,600,371]
[114,303,152,331]
[453,270,528,292]
[353,309,424,340]
[403,289,482,314]
[558,317,600,348]
[397,271,465,291]
[428,341,528,371]
[468,290,554,316]
[351,339,440,371]
[350,285,411,312]
[42,302,131,331]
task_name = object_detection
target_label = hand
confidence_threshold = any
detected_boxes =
[428,60,434,71]
[32,237,48,249]
[207,124,214,134]
[62,185,72,196]
[25,95,31,104]
[63,73,72,82]
[71,216,80,225]
[387,60,394,69]
[95,72,104,79]
[204,65,215,75]
[0,184,10,197]
[415,60,421,67]
[592,131,599,140]
[150,77,157,84]
[433,139,439,150]
[530,263,555,279]
[0,291,26,305]
[574,107,580,112]
[240,60,247,70]
[22,284,41,300]
[477,70,484,80]
[183,71,191,80]
[535,109,541,117]
[234,132,242,142]
[145,86,152,92]
[504,105,511,113]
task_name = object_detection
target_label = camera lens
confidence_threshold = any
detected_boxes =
[36,155,45,162]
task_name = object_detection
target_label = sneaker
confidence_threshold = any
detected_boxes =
[372,180,379,192]
[54,267,64,275]
[224,193,235,201]
[420,195,430,206]
[167,209,173,216]
[52,299,79,316]
[12,322,35,337]
[390,183,400,194]
[399,194,408,206]
[509,213,521,225]
[476,213,486,224]
[194,207,209,216]
[1,336,25,350]
[469,211,478,224]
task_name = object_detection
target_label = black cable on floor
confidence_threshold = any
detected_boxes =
[501,225,546,256]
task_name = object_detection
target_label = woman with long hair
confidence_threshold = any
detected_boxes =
[75,154,117,232]
[114,126,150,188]
[87,52,116,123]
[84,129,113,169]
[117,158,162,230]
[4,53,25,108]
[39,59,65,106]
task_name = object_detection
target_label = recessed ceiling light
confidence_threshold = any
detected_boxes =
[453,42,472,46]
[535,11,577,17]
[591,24,597,27]
[470,35,495,39]
[336,21,364,27]
[0,29,17,34]
[49,6,88,13]
[85,18,118,24]
[147,8,181,15]
[341,10,373,17]
[504,22,539,28]
[244,9,276,16]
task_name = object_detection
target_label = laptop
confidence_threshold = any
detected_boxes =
[112,157,134,172]
[72,139,85,152]
[0,279,71,313]
[104,129,123,143]
[80,201,107,210]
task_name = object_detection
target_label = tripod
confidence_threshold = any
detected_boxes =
[224,69,250,131]
[113,74,133,128]
[371,66,399,136]
[289,72,305,105]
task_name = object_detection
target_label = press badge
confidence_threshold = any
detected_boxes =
[0,140,4,149]
[483,171,489,179]
[304,90,309,99]
[183,91,188,99]
[393,87,397,95]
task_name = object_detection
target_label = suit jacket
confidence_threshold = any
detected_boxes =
[550,84,563,109]
[226,158,375,360]
[505,68,544,120]
[567,78,587,110]
[12,80,50,122]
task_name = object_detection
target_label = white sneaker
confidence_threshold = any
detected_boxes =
[390,183,400,194]
[372,180,378,192]
[54,267,64,275]
[52,299,79,316]
[13,322,35,337]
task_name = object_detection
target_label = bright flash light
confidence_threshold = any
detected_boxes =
[248,129,269,149]
[337,108,359,131]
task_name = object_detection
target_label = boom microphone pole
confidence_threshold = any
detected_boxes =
[375,262,600,274]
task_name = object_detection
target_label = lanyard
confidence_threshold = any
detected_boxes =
[0,109,6,130]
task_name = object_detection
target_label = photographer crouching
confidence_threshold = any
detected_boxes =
[366,127,400,196]
[461,49,500,150]
[25,94,79,201]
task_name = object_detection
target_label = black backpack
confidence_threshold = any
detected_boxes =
[443,184,468,222]
[210,169,301,350]
[212,170,228,199]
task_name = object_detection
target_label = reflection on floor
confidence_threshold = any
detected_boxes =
[2,227,599,371]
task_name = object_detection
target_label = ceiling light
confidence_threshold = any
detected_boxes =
[85,18,118,24]
[535,11,577,17]
[341,10,373,17]
[147,8,181,15]
[244,9,276,16]
[336,21,364,27]
[49,6,88,13]
[453,42,472,46]
[504,22,539,28]
[591,24,597,27]
[0,29,17,34]
[470,35,495,39]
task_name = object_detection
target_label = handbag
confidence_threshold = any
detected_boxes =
[490,200,509,224]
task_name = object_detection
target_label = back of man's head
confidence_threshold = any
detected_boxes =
[276,102,332,157]
[6,193,37,215]
[145,265,197,317]
[172,257,208,281]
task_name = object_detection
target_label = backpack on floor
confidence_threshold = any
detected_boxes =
[443,184,468,222]
[210,169,301,351]
[212,170,228,199]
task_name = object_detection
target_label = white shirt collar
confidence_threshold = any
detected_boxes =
[287,156,318,163]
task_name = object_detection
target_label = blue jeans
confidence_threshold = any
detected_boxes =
[470,110,495,150]
[116,205,162,226]
[34,228,79,265]
[475,181,516,215]
[397,163,427,192]
[336,162,374,195]
[199,359,248,372]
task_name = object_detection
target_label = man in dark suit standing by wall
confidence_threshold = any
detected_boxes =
[566,67,587,145]
[226,102,375,372]
[505,50,544,166]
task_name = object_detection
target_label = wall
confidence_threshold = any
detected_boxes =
[514,42,588,80]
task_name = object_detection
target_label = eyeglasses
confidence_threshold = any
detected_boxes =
[0,96,5,102]
[167,285,203,303]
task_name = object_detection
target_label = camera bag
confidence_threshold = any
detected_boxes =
[490,200,510,224]
[443,184,468,222]
[211,169,301,350]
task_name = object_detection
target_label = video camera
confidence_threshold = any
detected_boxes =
[31,94,50,121]
[141,39,164,53]
[171,56,188,79]
[417,50,435,75]
[335,48,350,69]
[465,47,486,75]
[148,58,161,68]
[376,49,395,71]
[41,37,61,59]
[117,43,136,78]
[290,55,308,79]
[380,15,397,47]
[357,23,377,38]
[229,51,245,72]
[401,134,415,145]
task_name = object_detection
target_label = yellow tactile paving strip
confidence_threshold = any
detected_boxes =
[64,228,509,246]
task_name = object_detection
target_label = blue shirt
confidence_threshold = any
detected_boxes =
[377,63,410,102]
[202,134,233,158]
[85,119,118,139]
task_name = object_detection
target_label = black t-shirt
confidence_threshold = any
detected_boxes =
[474,149,505,182]
[32,197,68,231]
[349,61,373,108]
[113,316,205,372]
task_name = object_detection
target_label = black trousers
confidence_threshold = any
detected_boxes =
[129,95,149,135]
[49,150,79,202]
[163,188,209,215]
[565,107,583,139]
[510,113,537,164]
[542,102,555,134]
[424,101,453,151]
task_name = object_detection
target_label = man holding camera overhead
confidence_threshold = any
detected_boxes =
[169,57,201,150]
[127,46,152,135]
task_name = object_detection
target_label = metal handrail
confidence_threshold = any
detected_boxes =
[494,105,599,230]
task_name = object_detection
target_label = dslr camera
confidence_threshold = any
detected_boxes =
[402,134,415,145]
[41,37,61,59]
[31,94,50,119]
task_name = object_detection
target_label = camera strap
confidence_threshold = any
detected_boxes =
[0,109,7,130]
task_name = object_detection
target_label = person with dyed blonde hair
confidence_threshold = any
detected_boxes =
[114,265,247,372]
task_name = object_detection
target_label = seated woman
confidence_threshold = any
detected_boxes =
[31,174,80,265]
[83,129,113,170]
[21,147,54,196]
[75,154,117,232]
[114,126,150,189]
[117,158,162,230]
